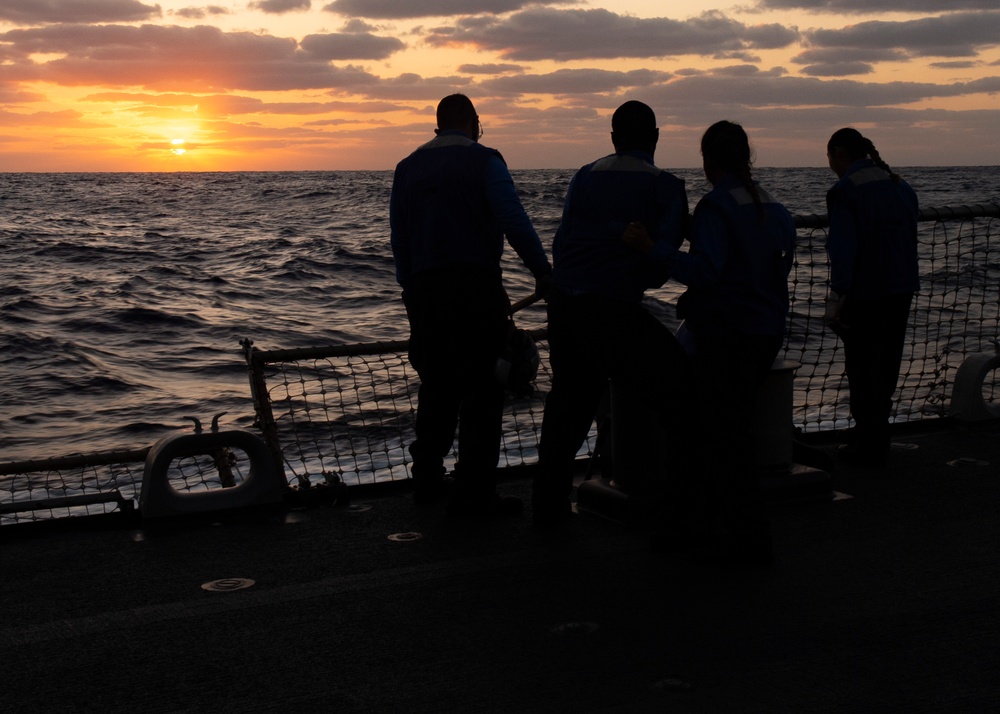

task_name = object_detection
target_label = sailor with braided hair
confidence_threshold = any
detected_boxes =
[624,120,794,564]
[825,127,919,467]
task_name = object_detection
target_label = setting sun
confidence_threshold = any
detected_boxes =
[0,1,997,170]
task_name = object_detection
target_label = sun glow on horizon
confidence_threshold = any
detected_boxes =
[0,1,996,170]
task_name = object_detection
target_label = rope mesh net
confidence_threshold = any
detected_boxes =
[248,337,555,489]
[0,448,252,525]
[0,455,144,525]
[3,204,998,521]
[783,207,1000,430]
[249,205,1000,487]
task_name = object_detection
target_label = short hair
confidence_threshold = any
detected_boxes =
[611,101,657,151]
[436,94,477,131]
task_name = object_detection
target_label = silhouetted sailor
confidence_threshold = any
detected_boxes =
[626,120,794,564]
[390,93,552,516]
[825,127,919,468]
[534,100,690,526]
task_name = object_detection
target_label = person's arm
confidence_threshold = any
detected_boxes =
[388,176,412,293]
[484,156,552,281]
[823,189,858,332]
[550,172,577,267]
[670,207,727,288]
[654,177,689,250]
[625,204,728,288]
[826,192,858,296]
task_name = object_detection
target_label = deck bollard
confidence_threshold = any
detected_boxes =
[139,418,285,519]
[949,349,1000,423]
[752,360,798,470]
[577,358,831,521]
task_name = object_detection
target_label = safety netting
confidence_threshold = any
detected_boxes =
[3,203,998,522]
[241,336,553,489]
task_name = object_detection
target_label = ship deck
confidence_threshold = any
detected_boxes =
[2,421,998,713]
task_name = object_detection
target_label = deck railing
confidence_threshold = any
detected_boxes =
[243,203,1000,489]
[3,203,998,523]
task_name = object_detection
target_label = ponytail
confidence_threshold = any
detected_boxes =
[828,127,900,182]
[702,120,765,221]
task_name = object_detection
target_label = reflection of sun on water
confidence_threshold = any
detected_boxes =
[171,138,186,155]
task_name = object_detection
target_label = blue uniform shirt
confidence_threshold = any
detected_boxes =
[389,131,551,292]
[551,150,688,304]
[826,159,919,301]
[653,175,795,337]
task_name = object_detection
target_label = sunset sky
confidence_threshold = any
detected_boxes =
[1,0,998,172]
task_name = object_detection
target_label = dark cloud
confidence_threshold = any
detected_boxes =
[83,91,268,114]
[804,12,1000,59]
[340,19,379,32]
[363,73,473,101]
[714,51,762,63]
[322,0,570,20]
[0,24,381,91]
[249,0,310,14]
[0,0,161,24]
[457,64,524,75]
[930,60,980,70]
[756,1,999,13]
[478,68,670,96]
[792,47,906,76]
[299,32,404,60]
[641,72,1000,110]
[81,91,406,116]
[424,9,800,61]
[800,61,875,77]
[677,105,1000,168]
[793,48,908,64]
[717,64,787,77]
[172,6,230,20]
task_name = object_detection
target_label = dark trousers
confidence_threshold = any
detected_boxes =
[840,292,913,454]
[406,266,509,500]
[535,291,694,508]
[692,332,783,529]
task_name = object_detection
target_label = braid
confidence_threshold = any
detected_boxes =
[739,164,765,223]
[865,139,900,183]
[829,127,901,182]
[702,120,765,222]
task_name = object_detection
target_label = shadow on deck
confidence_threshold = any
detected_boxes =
[2,421,998,713]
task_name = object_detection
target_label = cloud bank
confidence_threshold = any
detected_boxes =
[0,0,996,169]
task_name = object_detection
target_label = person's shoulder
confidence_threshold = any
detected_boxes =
[827,173,853,199]
[894,176,919,211]
[586,153,622,172]
[755,183,788,208]
[693,186,728,215]
[655,167,685,188]
[895,174,916,194]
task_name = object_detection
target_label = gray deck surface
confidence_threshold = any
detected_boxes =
[2,423,998,713]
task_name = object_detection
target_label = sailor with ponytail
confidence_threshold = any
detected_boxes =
[825,127,919,467]
[623,119,795,564]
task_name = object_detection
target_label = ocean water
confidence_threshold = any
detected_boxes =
[1,167,998,463]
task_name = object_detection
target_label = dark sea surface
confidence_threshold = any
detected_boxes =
[1,167,998,462]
